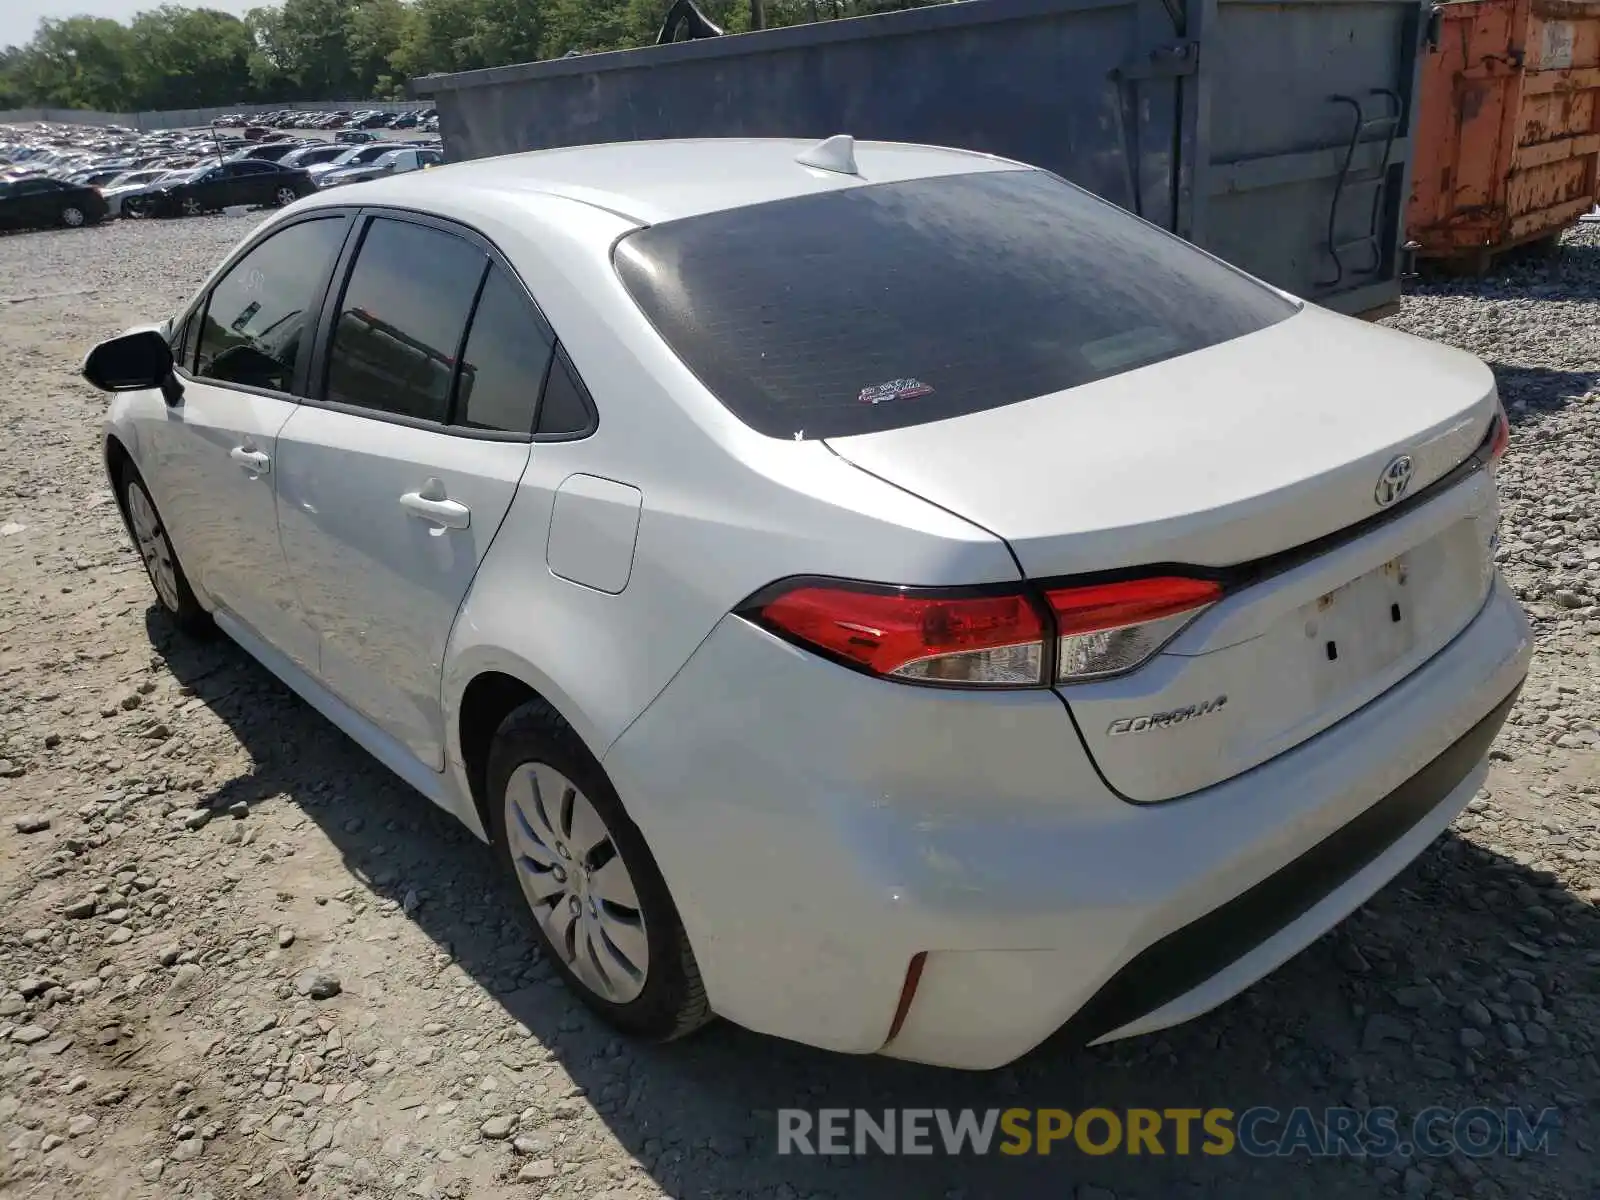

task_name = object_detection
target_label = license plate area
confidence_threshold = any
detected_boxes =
[1062,513,1495,803]
[1306,554,1419,704]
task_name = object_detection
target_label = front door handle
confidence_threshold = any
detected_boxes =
[229,446,270,475]
[400,481,470,531]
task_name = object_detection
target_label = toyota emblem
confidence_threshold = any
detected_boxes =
[1374,455,1414,508]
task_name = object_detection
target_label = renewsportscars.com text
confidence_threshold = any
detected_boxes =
[777,1106,1560,1158]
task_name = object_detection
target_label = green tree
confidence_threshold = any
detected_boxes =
[472,0,549,66]
[0,46,26,109]
[127,7,255,110]
[247,0,361,98]
[0,0,952,111]
[10,17,136,110]
[241,6,289,100]
[346,0,409,96]
[391,0,487,79]
[537,0,639,59]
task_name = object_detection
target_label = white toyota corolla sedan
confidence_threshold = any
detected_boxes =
[83,137,1530,1070]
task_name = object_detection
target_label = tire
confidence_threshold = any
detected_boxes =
[487,699,711,1042]
[119,467,211,635]
[180,197,202,217]
[60,205,86,228]
[274,185,299,207]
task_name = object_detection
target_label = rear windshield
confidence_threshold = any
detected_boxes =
[615,169,1295,440]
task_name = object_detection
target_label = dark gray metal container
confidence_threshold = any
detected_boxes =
[413,0,1429,316]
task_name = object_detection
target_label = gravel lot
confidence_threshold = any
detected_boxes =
[0,213,1597,1200]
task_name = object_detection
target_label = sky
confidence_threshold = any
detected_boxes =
[3,0,258,47]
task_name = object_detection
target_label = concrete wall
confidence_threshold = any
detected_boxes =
[0,107,133,128]
[0,98,427,133]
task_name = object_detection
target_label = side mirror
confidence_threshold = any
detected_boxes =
[83,329,183,406]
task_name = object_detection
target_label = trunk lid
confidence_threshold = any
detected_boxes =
[827,307,1502,800]
[826,306,1496,576]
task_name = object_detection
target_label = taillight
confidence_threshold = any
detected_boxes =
[749,574,1223,688]
[755,585,1046,686]
[1487,404,1510,463]
[1045,576,1222,681]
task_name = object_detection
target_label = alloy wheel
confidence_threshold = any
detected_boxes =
[274,186,298,206]
[503,762,650,1003]
[61,206,85,227]
[181,197,202,216]
[126,483,181,612]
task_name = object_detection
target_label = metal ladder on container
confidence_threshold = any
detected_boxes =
[1318,89,1404,289]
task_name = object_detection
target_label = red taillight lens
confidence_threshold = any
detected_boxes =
[1488,405,1510,462]
[1045,576,1222,681]
[757,586,1047,686]
[752,574,1227,688]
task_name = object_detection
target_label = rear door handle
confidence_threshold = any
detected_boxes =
[229,446,270,474]
[400,487,471,531]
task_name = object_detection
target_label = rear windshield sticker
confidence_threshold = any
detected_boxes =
[858,378,934,405]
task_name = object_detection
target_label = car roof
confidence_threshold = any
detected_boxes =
[294,137,1023,226]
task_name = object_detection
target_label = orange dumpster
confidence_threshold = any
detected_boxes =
[1408,0,1600,267]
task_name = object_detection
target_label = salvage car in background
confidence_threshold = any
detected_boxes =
[84,138,1529,1070]
[225,142,308,164]
[305,143,399,184]
[0,176,108,230]
[67,167,125,188]
[126,160,313,217]
[278,143,350,171]
[109,168,203,217]
[316,145,444,189]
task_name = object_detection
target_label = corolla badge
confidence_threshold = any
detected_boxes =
[1374,454,1414,508]
[1107,695,1228,736]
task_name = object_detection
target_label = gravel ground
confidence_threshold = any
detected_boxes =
[0,213,1597,1200]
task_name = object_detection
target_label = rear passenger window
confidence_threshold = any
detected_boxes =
[196,216,347,393]
[324,218,485,423]
[453,265,554,434]
[536,346,596,439]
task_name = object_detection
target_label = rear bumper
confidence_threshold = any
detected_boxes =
[1060,680,1517,1045]
[604,576,1530,1069]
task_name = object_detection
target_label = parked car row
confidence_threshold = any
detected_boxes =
[3,123,226,188]
[1,122,224,230]
[201,140,440,195]
[0,119,444,233]
[214,108,439,133]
